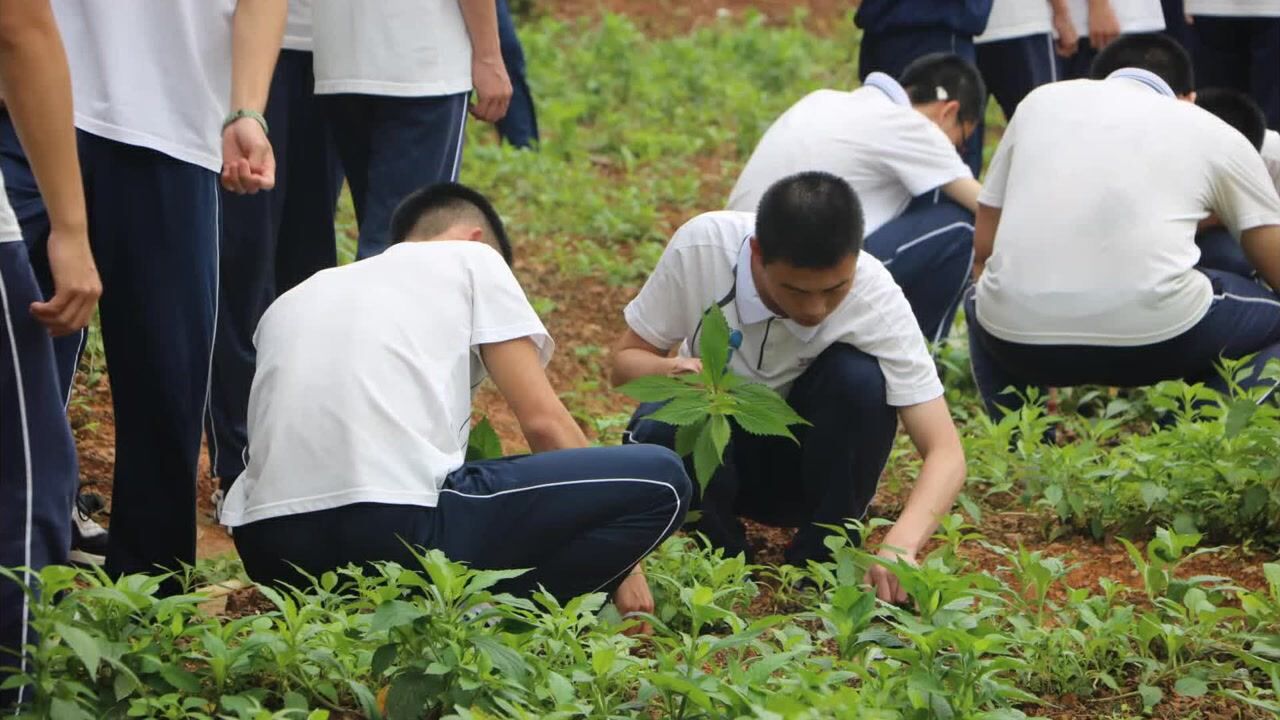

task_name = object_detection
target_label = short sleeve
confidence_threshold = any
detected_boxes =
[469,248,553,366]
[879,114,973,197]
[978,112,1017,208]
[623,219,720,351]
[1207,130,1280,237]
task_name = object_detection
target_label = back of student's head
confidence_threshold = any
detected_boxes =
[1089,33,1194,97]
[1196,87,1267,150]
[755,172,864,268]
[899,53,988,126]
[389,182,513,265]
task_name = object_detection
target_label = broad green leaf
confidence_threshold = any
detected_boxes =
[674,419,705,456]
[1139,482,1168,509]
[159,663,203,694]
[55,622,101,676]
[692,422,727,492]
[371,643,398,679]
[699,305,732,388]
[472,636,531,682]
[1138,684,1163,710]
[1224,398,1258,438]
[729,383,807,438]
[617,374,704,403]
[708,414,731,460]
[647,396,711,426]
[386,671,434,720]
[49,697,93,720]
[1240,484,1269,519]
[1174,677,1209,697]
[370,600,427,634]
[466,417,504,461]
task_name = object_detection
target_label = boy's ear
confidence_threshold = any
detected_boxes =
[944,99,962,123]
[466,226,486,243]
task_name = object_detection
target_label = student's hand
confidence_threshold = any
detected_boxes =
[614,570,655,636]
[667,357,703,377]
[221,117,276,194]
[32,227,101,336]
[1052,7,1080,56]
[469,53,512,124]
[864,547,917,605]
[1088,1,1121,50]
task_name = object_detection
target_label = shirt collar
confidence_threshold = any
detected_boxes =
[1107,68,1176,98]
[864,71,910,106]
[733,238,827,344]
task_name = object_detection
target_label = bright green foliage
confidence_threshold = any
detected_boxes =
[465,417,504,462]
[617,306,808,491]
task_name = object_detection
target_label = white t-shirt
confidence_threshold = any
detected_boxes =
[1066,0,1166,36]
[726,75,972,235]
[1185,0,1280,16]
[284,0,313,52]
[312,0,473,97]
[0,170,21,245]
[1263,130,1280,198]
[219,241,553,527]
[975,71,1280,347]
[976,0,1053,43]
[624,211,943,406]
[52,0,235,173]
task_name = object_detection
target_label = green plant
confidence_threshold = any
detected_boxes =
[617,305,807,489]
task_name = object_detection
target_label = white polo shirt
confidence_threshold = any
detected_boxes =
[976,0,1052,43]
[52,0,235,173]
[312,0,472,97]
[726,74,972,235]
[284,0,313,51]
[975,70,1280,347]
[1263,131,1280,197]
[1066,0,1166,37]
[219,241,553,527]
[1185,0,1280,16]
[624,211,943,406]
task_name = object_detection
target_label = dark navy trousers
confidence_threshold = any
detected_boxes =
[495,0,539,149]
[859,27,984,176]
[208,50,344,489]
[866,193,975,343]
[976,33,1059,120]
[967,269,1280,418]
[321,92,468,259]
[1191,16,1280,130]
[625,344,898,566]
[234,445,691,600]
[0,243,78,707]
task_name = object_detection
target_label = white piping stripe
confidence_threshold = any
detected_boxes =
[1215,291,1280,310]
[202,177,221,482]
[879,221,975,266]
[448,97,468,181]
[437,476,683,594]
[60,329,86,413]
[1046,34,1059,83]
[0,264,35,706]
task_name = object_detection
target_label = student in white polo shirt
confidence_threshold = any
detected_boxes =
[968,35,1280,418]
[618,172,966,604]
[1059,0,1166,79]
[976,0,1076,120]
[44,0,285,583]
[1194,88,1272,278]
[312,0,512,260]
[223,183,690,621]
[727,55,983,343]
[209,0,347,520]
[1185,0,1280,130]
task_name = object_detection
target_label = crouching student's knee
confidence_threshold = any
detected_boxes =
[797,344,890,414]
[624,443,693,517]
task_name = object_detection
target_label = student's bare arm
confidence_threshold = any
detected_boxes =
[864,396,966,603]
[1049,0,1079,56]
[223,0,285,194]
[0,0,100,336]
[458,0,512,123]
[481,336,589,452]
[1087,0,1121,49]
[1241,224,1280,291]
[610,328,703,387]
[972,203,1001,280]
[941,177,981,214]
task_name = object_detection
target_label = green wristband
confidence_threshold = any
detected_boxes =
[223,108,268,135]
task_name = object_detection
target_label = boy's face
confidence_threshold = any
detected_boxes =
[754,251,858,328]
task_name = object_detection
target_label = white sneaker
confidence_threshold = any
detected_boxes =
[210,488,232,536]
[70,496,108,566]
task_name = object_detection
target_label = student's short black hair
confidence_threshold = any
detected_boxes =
[755,172,863,268]
[1196,87,1267,150]
[899,53,988,126]
[1089,33,1194,96]
[389,182,513,265]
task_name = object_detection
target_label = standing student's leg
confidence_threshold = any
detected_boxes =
[81,134,218,579]
[0,243,78,707]
[864,193,975,343]
[1192,18,1250,100]
[1246,19,1280,131]
[495,0,539,149]
[976,34,1058,121]
[429,445,691,598]
[320,94,373,255]
[275,51,344,294]
[1160,0,1196,52]
[353,94,469,259]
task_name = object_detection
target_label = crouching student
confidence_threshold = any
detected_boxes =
[220,183,691,618]
[968,35,1280,419]
[1193,88,1271,278]
[727,55,985,343]
[617,172,966,604]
